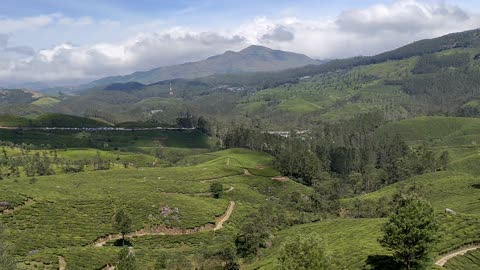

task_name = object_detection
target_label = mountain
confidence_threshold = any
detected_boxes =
[0,89,43,105]
[6,29,480,126]
[89,45,322,86]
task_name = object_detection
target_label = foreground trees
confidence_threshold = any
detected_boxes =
[117,247,137,270]
[279,234,332,270]
[379,194,438,270]
[209,182,224,198]
[113,208,133,246]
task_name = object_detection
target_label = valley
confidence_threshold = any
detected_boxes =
[1,24,480,270]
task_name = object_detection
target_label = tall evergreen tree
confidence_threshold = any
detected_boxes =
[113,208,133,246]
[379,194,438,270]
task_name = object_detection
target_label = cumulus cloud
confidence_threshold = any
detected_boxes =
[336,0,470,34]
[1,0,480,85]
[0,30,248,83]
[0,34,34,56]
[0,13,95,33]
[261,25,295,42]
[0,33,8,48]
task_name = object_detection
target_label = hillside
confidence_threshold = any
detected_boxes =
[0,113,110,128]
[89,45,322,86]
[0,148,313,269]
[245,116,480,269]
[41,29,480,126]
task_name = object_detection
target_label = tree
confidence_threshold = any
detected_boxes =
[221,245,240,270]
[0,224,16,270]
[235,220,269,258]
[278,234,331,270]
[117,247,137,270]
[113,208,133,246]
[209,182,224,199]
[438,151,449,171]
[154,252,168,269]
[379,194,438,270]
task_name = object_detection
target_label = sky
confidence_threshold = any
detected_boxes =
[1,0,480,86]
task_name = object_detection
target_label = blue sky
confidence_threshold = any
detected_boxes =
[1,0,480,85]
[2,0,382,18]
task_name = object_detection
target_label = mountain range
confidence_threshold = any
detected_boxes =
[3,29,480,127]
[89,45,322,86]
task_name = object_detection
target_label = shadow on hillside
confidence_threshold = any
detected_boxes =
[113,239,133,247]
[471,184,480,189]
[365,255,401,270]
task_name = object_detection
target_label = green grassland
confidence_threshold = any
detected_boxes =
[234,56,416,125]
[0,113,109,128]
[376,116,480,146]
[445,249,480,270]
[246,116,480,269]
[31,97,60,107]
[2,116,480,269]
[248,218,388,270]
[0,148,313,269]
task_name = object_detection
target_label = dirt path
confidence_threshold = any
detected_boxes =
[160,186,234,196]
[214,201,235,230]
[93,201,235,247]
[271,176,289,182]
[104,264,115,270]
[58,256,66,270]
[435,245,480,267]
[2,198,34,215]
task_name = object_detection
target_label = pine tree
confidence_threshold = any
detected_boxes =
[113,208,133,246]
[379,194,438,270]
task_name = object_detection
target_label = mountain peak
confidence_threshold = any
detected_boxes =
[239,45,273,53]
[90,45,319,86]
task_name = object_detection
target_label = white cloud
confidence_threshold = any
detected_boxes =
[1,0,480,85]
[0,14,56,32]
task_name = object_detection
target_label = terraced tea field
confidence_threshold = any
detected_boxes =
[0,148,312,269]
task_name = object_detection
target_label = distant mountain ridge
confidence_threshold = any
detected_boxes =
[90,45,322,86]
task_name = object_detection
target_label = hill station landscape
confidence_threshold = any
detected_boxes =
[2,1,480,269]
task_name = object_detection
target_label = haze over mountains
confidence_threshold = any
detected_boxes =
[4,28,480,127]
[89,45,322,86]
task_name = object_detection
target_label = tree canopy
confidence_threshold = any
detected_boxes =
[113,208,133,245]
[278,233,332,270]
[379,194,438,270]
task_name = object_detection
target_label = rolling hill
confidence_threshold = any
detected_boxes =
[48,29,480,126]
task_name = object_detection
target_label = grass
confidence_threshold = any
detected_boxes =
[2,118,480,269]
[248,213,480,270]
[247,218,388,270]
[346,171,480,215]
[0,115,30,127]
[0,148,313,269]
[377,116,480,146]
[445,249,480,270]
[31,97,60,107]
[246,116,480,269]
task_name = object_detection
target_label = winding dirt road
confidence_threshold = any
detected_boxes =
[58,256,66,270]
[214,201,235,230]
[93,201,235,247]
[435,245,480,267]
